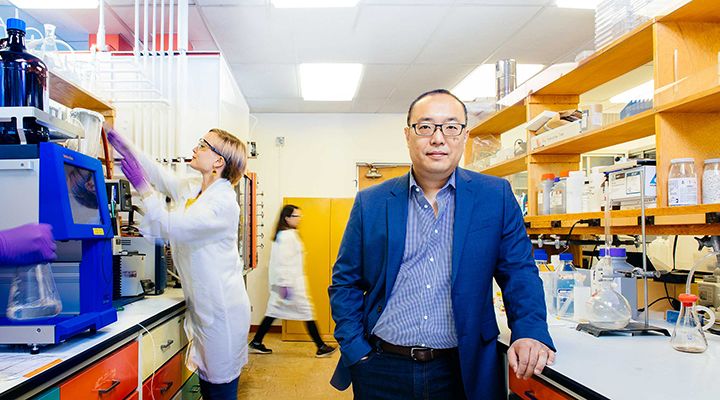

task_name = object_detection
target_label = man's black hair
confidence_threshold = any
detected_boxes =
[406,89,468,127]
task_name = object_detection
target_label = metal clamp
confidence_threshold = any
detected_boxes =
[160,339,174,351]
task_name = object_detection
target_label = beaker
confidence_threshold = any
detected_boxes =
[671,293,715,353]
[6,263,62,321]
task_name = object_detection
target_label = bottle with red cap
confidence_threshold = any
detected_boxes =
[671,293,716,353]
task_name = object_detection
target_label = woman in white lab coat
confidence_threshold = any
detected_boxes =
[108,128,250,400]
[249,204,336,357]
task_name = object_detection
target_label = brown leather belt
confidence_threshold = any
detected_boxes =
[369,335,457,363]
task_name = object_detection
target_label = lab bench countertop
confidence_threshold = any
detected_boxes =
[0,289,186,400]
[497,313,720,400]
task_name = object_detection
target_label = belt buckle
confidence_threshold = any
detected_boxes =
[410,347,432,362]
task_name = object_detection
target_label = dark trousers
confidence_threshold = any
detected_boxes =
[349,349,467,400]
[252,316,325,348]
[199,377,239,400]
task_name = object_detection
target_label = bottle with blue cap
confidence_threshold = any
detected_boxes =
[0,17,50,143]
[555,253,576,319]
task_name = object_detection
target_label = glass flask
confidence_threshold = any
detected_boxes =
[671,293,716,353]
[586,278,632,329]
[6,263,62,321]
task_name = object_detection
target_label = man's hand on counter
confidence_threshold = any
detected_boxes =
[507,338,555,380]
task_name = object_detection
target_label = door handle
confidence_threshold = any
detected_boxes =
[524,390,539,400]
[159,381,174,394]
[160,339,175,351]
[97,379,120,394]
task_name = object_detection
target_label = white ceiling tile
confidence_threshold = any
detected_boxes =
[201,6,297,63]
[246,97,302,112]
[298,101,354,113]
[232,64,299,98]
[351,98,389,113]
[416,5,542,64]
[390,64,477,100]
[492,7,595,64]
[355,64,410,99]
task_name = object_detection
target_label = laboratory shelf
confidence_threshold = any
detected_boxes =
[477,154,527,177]
[49,71,114,113]
[534,20,654,97]
[524,204,720,235]
[659,0,720,23]
[656,84,720,113]
[467,103,526,138]
[530,109,655,155]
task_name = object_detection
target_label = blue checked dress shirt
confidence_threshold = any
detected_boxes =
[372,171,457,348]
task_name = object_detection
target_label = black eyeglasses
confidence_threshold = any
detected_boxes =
[410,122,466,137]
[197,138,226,160]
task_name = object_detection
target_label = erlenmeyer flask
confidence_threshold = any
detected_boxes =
[6,263,62,321]
[671,293,716,353]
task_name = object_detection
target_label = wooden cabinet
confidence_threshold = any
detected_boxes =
[59,341,138,400]
[508,369,572,400]
[140,313,188,380]
[142,352,183,400]
[282,197,354,342]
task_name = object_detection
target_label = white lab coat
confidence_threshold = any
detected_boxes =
[135,152,250,384]
[265,230,314,321]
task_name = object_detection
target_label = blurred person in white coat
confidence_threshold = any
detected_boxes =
[108,127,251,400]
[249,204,337,357]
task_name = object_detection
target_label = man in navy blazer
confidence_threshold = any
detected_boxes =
[329,89,555,399]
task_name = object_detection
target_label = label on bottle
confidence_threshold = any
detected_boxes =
[550,190,563,208]
[668,177,698,206]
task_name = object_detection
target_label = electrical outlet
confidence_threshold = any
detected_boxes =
[275,136,285,147]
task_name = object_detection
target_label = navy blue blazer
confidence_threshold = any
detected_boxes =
[328,168,554,399]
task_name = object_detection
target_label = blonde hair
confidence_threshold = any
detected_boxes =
[209,128,247,186]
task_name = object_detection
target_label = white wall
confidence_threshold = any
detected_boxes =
[246,113,410,324]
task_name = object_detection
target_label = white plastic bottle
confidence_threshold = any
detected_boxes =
[566,171,585,213]
[668,158,698,206]
[588,167,605,212]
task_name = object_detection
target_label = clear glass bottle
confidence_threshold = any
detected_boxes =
[6,263,62,320]
[668,158,698,206]
[555,253,576,319]
[671,293,715,353]
[703,159,720,205]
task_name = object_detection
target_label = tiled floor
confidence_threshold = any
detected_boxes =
[237,333,352,399]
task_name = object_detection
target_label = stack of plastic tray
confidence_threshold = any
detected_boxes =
[595,0,650,50]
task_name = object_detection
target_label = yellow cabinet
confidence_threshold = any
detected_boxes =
[282,198,353,342]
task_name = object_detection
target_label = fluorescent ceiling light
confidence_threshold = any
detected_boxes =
[556,0,600,9]
[299,63,364,101]
[8,0,98,8]
[272,0,359,8]
[610,80,654,103]
[452,63,545,102]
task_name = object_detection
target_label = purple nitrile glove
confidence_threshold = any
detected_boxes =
[280,286,292,300]
[0,223,57,266]
[106,127,135,159]
[120,157,150,195]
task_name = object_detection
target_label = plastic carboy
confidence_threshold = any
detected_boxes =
[586,255,632,329]
[6,263,62,320]
[671,293,716,353]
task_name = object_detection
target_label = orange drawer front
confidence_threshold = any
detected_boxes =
[60,341,139,400]
[124,392,138,400]
[508,367,572,400]
[142,352,183,400]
